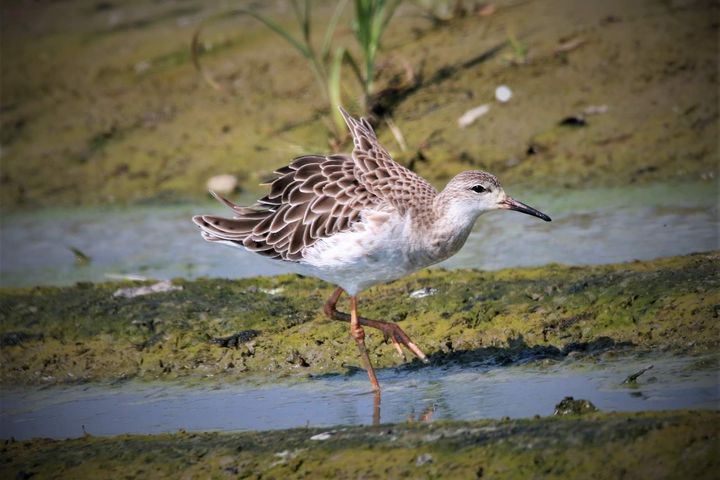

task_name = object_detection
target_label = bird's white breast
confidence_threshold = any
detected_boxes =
[298,209,425,295]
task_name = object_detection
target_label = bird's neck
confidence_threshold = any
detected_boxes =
[432,191,482,232]
[419,194,482,260]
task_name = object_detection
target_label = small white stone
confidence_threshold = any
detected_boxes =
[206,174,238,195]
[495,85,513,103]
[134,61,151,74]
[259,287,284,296]
[104,273,148,282]
[583,104,609,115]
[310,432,332,441]
[113,280,182,298]
[410,287,437,299]
[176,16,193,28]
[416,453,433,467]
[457,104,490,128]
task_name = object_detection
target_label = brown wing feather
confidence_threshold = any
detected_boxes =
[338,107,438,217]
[194,109,435,261]
[192,154,380,261]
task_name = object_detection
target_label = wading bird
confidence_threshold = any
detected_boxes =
[193,108,551,391]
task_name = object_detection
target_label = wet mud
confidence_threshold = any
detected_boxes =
[2,410,718,479]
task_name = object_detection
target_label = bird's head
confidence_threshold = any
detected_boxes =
[438,170,551,222]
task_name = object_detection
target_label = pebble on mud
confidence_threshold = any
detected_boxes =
[206,174,238,195]
[113,280,182,298]
[458,104,490,128]
[583,105,609,115]
[259,287,284,295]
[495,85,513,103]
[410,287,438,299]
[134,61,151,74]
[416,453,433,467]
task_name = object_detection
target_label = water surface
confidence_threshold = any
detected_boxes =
[1,353,716,440]
[1,183,716,287]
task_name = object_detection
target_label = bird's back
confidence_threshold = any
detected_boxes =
[193,109,439,264]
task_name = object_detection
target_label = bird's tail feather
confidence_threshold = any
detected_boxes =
[193,192,272,244]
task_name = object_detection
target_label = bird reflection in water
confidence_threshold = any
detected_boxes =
[369,392,436,425]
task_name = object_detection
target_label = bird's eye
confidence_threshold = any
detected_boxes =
[470,185,487,193]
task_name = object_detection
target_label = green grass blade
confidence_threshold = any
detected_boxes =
[290,0,311,45]
[290,0,303,27]
[354,0,371,50]
[243,8,311,59]
[321,0,349,60]
[329,46,347,134]
[303,0,311,43]
[342,49,365,87]
[380,0,402,35]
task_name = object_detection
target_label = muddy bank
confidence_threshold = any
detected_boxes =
[1,251,717,386]
[2,410,718,479]
[1,0,717,208]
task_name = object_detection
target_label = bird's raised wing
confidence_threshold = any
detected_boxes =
[339,107,437,216]
[193,154,380,261]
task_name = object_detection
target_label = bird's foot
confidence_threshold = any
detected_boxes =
[361,318,429,364]
[384,333,407,361]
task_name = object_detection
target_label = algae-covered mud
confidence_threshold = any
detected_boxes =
[2,411,718,479]
[1,0,717,208]
[1,252,717,386]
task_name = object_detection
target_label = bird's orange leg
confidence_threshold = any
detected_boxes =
[349,296,380,392]
[323,287,429,367]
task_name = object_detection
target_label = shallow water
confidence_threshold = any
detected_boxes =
[1,353,717,440]
[1,183,717,287]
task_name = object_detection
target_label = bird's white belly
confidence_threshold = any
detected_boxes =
[298,212,424,295]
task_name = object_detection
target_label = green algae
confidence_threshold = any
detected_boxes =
[1,0,717,208]
[0,251,717,386]
[1,410,717,479]
[553,396,598,416]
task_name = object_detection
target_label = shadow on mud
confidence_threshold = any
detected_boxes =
[315,336,637,379]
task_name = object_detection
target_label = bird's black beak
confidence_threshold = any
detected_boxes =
[499,197,552,222]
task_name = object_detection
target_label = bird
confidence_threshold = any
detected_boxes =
[193,107,551,392]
